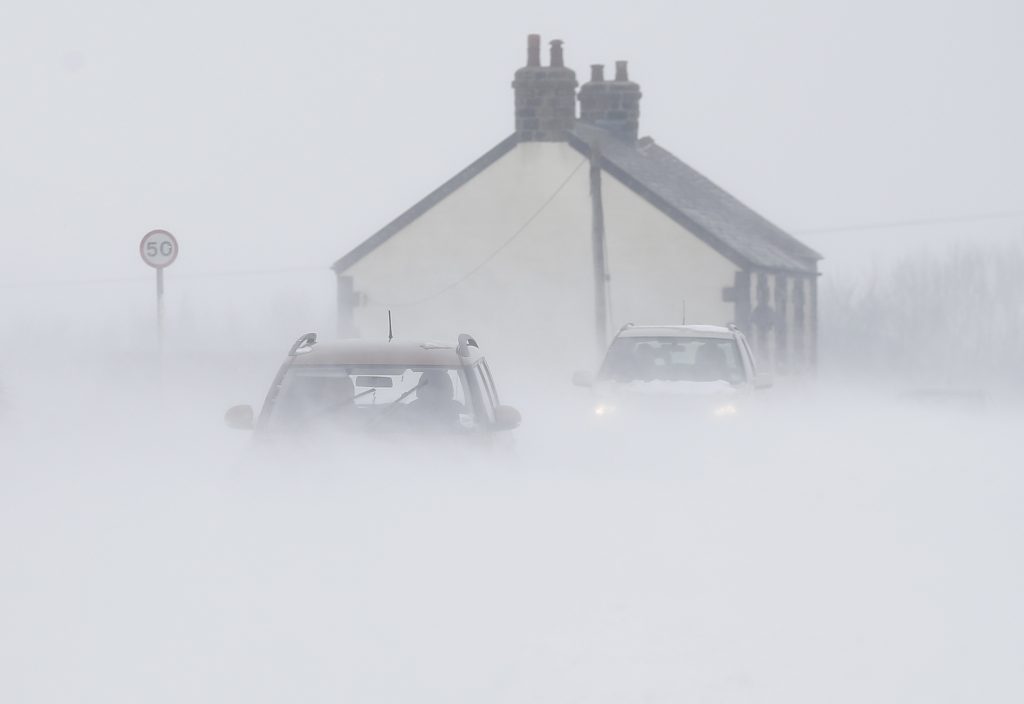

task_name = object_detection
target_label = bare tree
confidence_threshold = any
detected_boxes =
[821,241,1024,395]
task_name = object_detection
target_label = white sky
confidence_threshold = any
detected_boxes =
[2,0,1023,282]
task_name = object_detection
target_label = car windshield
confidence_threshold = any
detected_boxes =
[265,365,475,432]
[600,336,747,384]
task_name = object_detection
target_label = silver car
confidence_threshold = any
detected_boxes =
[573,324,772,420]
[226,332,521,437]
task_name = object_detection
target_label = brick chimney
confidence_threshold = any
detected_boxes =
[512,35,578,141]
[578,60,641,142]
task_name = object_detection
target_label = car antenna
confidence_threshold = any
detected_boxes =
[388,310,393,343]
[682,300,686,325]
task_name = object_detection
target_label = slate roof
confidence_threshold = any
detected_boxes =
[333,126,820,275]
[569,123,820,273]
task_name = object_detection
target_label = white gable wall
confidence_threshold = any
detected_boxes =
[345,141,594,375]
[601,171,740,331]
[343,141,740,377]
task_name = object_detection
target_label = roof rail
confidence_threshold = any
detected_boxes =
[288,332,318,356]
[615,322,634,336]
[456,333,479,358]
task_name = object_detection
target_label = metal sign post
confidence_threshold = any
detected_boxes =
[139,229,179,350]
[156,266,165,338]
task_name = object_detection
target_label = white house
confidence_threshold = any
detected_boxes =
[332,35,821,375]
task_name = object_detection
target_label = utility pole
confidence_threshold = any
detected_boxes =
[335,273,355,337]
[589,144,609,353]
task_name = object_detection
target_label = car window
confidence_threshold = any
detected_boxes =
[601,337,746,384]
[267,365,471,430]
[480,360,501,405]
[470,364,496,422]
[739,335,757,376]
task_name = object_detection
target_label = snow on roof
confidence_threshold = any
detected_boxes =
[291,339,479,367]
[617,324,735,339]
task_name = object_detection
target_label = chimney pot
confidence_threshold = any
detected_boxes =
[579,58,641,143]
[527,34,540,67]
[550,39,564,68]
[512,35,577,141]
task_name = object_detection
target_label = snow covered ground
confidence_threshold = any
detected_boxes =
[2,360,1022,703]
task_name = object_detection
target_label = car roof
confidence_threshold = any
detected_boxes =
[290,339,483,367]
[616,324,736,340]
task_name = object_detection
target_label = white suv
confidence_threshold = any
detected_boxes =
[573,324,771,418]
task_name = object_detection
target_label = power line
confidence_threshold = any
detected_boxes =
[793,209,1024,236]
[0,274,148,289]
[368,156,589,308]
[6,200,1016,291]
[0,265,326,290]
[175,266,325,281]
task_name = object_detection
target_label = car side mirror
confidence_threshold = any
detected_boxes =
[572,370,594,387]
[224,404,255,430]
[493,405,521,431]
[754,372,773,390]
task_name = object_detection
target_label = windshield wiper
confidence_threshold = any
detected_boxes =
[387,378,428,409]
[317,387,379,417]
[353,388,377,402]
[366,377,430,428]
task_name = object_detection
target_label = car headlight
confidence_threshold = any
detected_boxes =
[594,403,616,417]
[713,403,738,418]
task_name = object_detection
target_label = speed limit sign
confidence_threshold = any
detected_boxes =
[140,228,178,351]
[139,229,179,269]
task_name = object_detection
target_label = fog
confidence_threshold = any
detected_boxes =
[4,356,1023,702]
[3,1,1024,702]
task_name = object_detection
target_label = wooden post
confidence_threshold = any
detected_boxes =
[336,273,355,338]
[732,270,752,333]
[793,276,807,371]
[774,273,789,373]
[589,144,609,354]
[810,272,819,371]
[752,271,772,362]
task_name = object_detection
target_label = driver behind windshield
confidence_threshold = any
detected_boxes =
[407,370,466,428]
[693,342,730,382]
[603,339,742,384]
